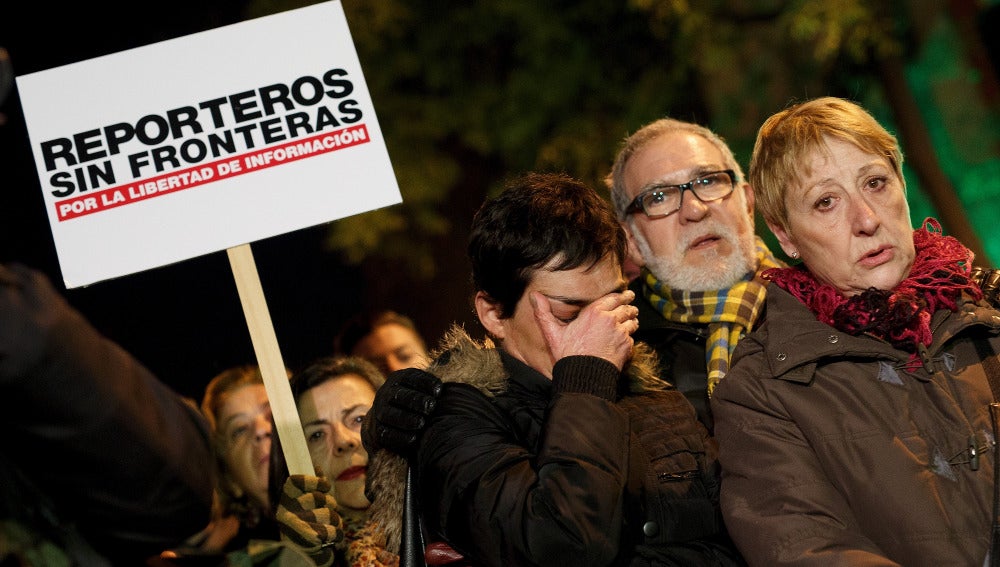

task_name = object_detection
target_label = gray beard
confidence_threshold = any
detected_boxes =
[634,220,758,291]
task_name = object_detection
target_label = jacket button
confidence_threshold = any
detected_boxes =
[777,353,787,361]
[828,334,839,343]
[643,521,659,537]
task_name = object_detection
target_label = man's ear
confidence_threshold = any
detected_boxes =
[474,291,506,340]
[620,221,645,270]
[742,182,756,216]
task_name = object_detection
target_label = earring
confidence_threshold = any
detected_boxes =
[790,251,799,259]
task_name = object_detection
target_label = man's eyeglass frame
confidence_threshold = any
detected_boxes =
[624,169,737,219]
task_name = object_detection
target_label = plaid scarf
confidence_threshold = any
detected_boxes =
[642,236,783,397]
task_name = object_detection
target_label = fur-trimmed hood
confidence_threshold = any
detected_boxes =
[367,324,667,552]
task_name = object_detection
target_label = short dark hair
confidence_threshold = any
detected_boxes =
[468,172,627,318]
[289,355,385,401]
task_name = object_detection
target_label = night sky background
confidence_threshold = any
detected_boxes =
[3,1,1000,402]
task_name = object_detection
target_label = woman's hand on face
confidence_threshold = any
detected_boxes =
[531,289,638,370]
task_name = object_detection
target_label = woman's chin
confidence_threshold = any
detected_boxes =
[335,476,370,510]
[839,264,909,296]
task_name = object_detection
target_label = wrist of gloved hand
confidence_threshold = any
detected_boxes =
[276,474,343,567]
[361,367,442,456]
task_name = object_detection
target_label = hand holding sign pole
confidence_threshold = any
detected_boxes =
[16,2,403,477]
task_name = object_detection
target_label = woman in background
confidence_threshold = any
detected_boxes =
[335,310,430,375]
[158,365,287,563]
[270,355,398,567]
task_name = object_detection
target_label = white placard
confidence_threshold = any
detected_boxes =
[16,1,400,288]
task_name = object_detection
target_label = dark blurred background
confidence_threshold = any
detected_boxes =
[2,0,999,401]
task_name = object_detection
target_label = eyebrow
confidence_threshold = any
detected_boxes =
[220,402,270,429]
[543,281,628,306]
[302,402,369,428]
[638,166,724,193]
[302,417,329,429]
[806,161,891,192]
[220,414,247,431]
[341,403,368,416]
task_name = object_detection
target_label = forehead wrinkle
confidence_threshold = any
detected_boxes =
[802,156,890,194]
[303,417,330,429]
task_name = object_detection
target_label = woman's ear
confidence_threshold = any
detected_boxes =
[766,219,798,259]
[474,291,506,340]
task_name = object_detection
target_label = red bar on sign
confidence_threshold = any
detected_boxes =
[54,124,370,221]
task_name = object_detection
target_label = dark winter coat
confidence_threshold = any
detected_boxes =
[630,278,716,433]
[368,326,744,567]
[712,286,1000,566]
[0,264,215,566]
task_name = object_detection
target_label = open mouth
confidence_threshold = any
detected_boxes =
[337,466,366,482]
[689,234,721,250]
[859,245,892,267]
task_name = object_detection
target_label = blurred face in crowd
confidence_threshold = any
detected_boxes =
[297,374,377,510]
[622,131,758,290]
[768,136,915,296]
[354,323,429,374]
[218,383,272,509]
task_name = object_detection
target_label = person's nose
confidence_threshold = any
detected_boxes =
[851,196,880,236]
[677,187,710,224]
[332,423,360,455]
[253,414,272,442]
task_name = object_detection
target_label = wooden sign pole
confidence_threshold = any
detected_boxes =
[227,243,312,475]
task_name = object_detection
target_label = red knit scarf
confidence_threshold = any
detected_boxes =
[763,219,982,362]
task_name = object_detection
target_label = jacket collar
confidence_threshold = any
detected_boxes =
[745,287,907,385]
[744,287,1000,385]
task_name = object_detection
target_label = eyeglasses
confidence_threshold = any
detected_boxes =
[624,169,737,219]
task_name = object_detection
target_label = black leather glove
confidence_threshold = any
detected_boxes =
[362,367,442,456]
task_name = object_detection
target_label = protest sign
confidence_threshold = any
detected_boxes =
[16,1,399,476]
[16,0,400,288]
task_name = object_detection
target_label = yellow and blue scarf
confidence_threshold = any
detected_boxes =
[642,236,783,397]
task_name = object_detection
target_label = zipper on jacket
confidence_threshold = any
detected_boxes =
[658,470,700,482]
